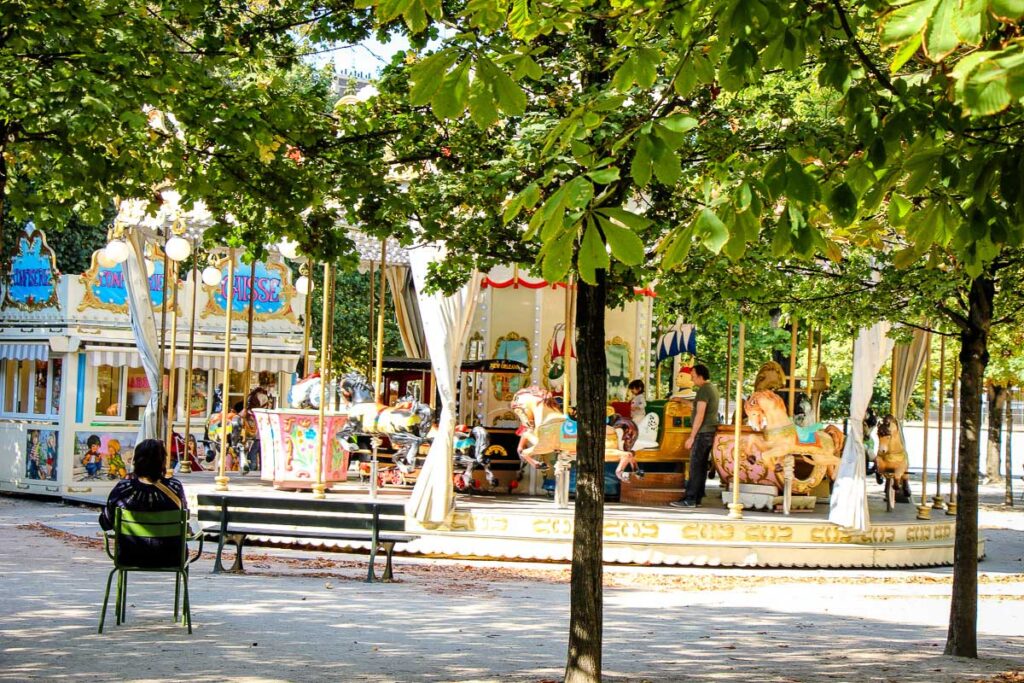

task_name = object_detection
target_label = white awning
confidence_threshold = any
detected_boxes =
[86,346,300,373]
[0,343,50,362]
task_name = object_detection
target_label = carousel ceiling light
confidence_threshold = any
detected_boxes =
[278,237,300,260]
[165,235,192,262]
[105,239,130,264]
[96,247,117,269]
[201,265,223,287]
[294,275,312,295]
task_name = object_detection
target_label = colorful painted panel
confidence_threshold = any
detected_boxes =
[4,224,59,311]
[605,337,633,401]
[72,431,138,482]
[202,257,296,322]
[491,333,530,401]
[78,249,177,312]
[25,429,59,481]
[254,410,350,488]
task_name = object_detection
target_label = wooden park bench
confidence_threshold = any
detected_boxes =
[196,494,418,583]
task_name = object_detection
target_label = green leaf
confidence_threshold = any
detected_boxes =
[827,183,858,226]
[630,133,654,187]
[923,0,959,60]
[587,167,621,184]
[695,208,729,253]
[564,176,594,209]
[431,60,470,119]
[890,33,923,72]
[597,207,653,231]
[596,215,645,265]
[880,0,939,47]
[509,0,538,40]
[479,59,526,116]
[786,160,817,203]
[990,0,1024,21]
[734,182,753,212]
[660,223,695,270]
[659,114,699,133]
[612,56,637,91]
[468,75,499,128]
[888,193,913,225]
[541,230,575,283]
[409,50,459,106]
[635,48,660,89]
[651,138,682,186]
[578,218,610,285]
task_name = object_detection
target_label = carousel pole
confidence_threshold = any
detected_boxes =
[163,258,180,477]
[890,346,898,416]
[179,248,199,474]
[313,262,334,500]
[367,261,376,380]
[373,240,388,402]
[724,322,733,422]
[788,319,798,414]
[214,248,235,492]
[933,336,947,509]
[156,224,171,440]
[301,263,313,376]
[238,258,257,472]
[728,322,746,520]
[917,333,932,520]
[806,324,813,415]
[815,330,824,422]
[948,354,960,516]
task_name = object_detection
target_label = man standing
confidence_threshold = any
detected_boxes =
[671,364,719,508]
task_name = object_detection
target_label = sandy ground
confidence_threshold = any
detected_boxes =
[1,488,1024,683]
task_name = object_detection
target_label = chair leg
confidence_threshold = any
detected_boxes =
[174,572,181,622]
[119,572,128,624]
[98,567,117,633]
[181,570,192,634]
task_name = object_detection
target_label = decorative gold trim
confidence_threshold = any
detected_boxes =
[200,256,297,323]
[77,247,182,314]
[605,336,633,401]
[491,331,531,401]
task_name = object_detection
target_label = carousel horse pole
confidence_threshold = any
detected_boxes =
[312,262,334,500]
[164,256,180,477]
[301,262,313,377]
[728,322,745,520]
[179,241,199,474]
[215,249,235,492]
[239,258,257,474]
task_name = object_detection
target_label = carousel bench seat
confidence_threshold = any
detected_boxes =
[196,494,418,583]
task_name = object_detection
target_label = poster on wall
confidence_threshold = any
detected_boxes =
[3,223,60,311]
[72,432,138,482]
[25,429,59,481]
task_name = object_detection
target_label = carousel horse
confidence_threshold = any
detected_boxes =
[712,390,844,514]
[510,386,636,507]
[289,373,324,409]
[875,414,912,511]
[336,372,433,473]
[453,424,498,491]
[206,386,269,474]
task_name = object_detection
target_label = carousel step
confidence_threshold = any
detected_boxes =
[620,487,687,506]
[621,473,685,490]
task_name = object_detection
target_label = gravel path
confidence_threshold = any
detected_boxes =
[1,491,1023,682]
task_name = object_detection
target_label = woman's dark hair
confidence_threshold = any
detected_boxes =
[692,364,711,380]
[132,439,167,480]
[628,379,645,393]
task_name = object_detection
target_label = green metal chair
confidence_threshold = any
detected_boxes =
[99,508,202,634]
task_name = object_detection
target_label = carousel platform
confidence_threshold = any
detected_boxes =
[67,470,978,569]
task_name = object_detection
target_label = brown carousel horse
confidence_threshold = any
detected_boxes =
[875,414,912,511]
[510,386,636,507]
[337,372,433,474]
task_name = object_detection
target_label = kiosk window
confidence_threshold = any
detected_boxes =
[1,359,62,417]
[94,365,123,418]
[125,367,152,421]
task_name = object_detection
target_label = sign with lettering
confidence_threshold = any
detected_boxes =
[78,249,176,312]
[202,257,296,323]
[4,224,60,311]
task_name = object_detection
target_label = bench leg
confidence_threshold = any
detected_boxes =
[213,534,227,573]
[381,542,396,583]
[365,542,378,583]
[229,534,246,572]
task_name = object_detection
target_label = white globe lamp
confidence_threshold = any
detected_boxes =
[165,236,191,262]
[295,275,312,295]
[96,248,117,269]
[278,237,300,260]
[105,239,130,264]
[201,265,223,287]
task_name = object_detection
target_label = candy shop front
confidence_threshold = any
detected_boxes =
[0,225,305,502]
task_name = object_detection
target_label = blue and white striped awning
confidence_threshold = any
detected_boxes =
[657,319,696,362]
[0,342,49,362]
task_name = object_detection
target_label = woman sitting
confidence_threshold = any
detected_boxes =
[99,439,187,567]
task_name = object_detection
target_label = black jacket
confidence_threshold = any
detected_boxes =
[100,477,188,567]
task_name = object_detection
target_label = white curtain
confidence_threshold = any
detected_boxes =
[406,245,481,525]
[385,265,425,358]
[892,328,931,421]
[123,231,162,444]
[829,322,894,531]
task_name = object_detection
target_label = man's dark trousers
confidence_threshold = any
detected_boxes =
[684,431,715,503]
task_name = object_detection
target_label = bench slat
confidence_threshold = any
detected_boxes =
[197,509,407,532]
[200,524,417,543]
[196,494,404,516]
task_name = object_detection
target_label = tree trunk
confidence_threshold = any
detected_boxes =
[564,271,606,683]
[1006,386,1015,507]
[945,274,993,658]
[985,382,1006,484]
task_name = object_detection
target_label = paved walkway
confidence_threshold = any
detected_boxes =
[1,490,1023,682]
